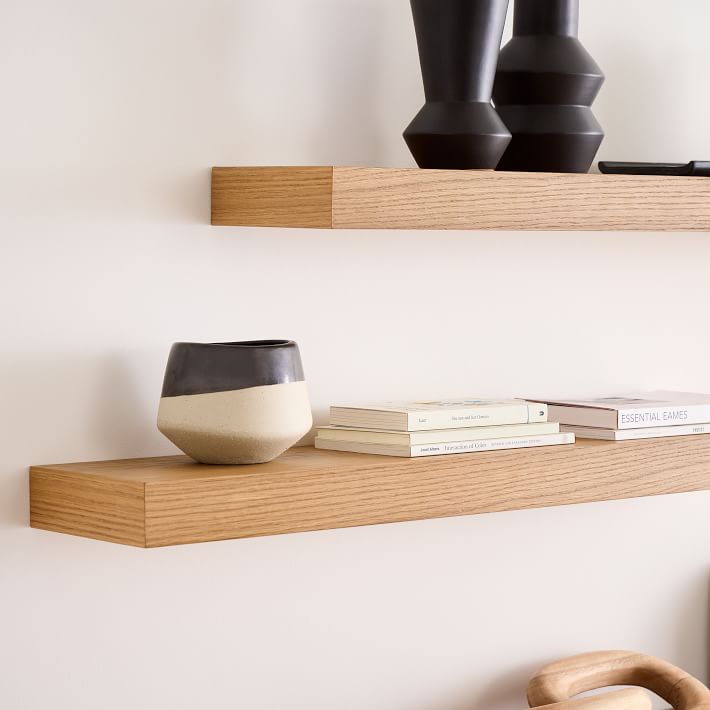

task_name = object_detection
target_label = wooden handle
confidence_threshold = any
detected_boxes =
[535,688,652,710]
[527,651,710,710]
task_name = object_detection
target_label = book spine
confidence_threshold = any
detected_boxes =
[527,402,548,423]
[560,426,616,440]
[618,404,710,429]
[408,421,559,444]
[406,402,547,431]
[410,433,574,457]
[612,423,710,440]
[317,422,560,445]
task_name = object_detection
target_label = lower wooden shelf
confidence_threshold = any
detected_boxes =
[29,436,710,547]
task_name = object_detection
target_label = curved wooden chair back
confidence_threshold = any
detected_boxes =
[535,688,651,710]
[528,651,710,710]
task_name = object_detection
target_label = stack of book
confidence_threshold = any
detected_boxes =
[314,398,575,457]
[528,391,710,440]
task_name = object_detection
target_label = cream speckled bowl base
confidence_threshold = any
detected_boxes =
[158,381,312,464]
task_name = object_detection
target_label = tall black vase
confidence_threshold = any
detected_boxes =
[404,0,511,170]
[493,0,604,173]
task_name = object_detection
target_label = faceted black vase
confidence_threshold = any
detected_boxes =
[493,0,604,173]
[404,0,511,170]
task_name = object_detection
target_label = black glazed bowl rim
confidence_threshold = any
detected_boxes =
[161,340,304,398]
[173,339,296,349]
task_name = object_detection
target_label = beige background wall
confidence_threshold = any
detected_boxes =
[2,1,710,708]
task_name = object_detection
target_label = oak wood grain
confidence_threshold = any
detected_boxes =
[528,651,710,710]
[332,167,710,231]
[30,469,145,546]
[535,689,652,710]
[28,436,710,547]
[211,166,333,228]
[209,166,710,231]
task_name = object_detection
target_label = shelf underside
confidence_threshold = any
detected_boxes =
[211,166,710,231]
[30,436,710,547]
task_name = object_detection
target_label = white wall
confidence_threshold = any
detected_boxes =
[2,1,710,708]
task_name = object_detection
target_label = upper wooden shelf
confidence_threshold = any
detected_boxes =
[211,166,710,232]
[30,436,710,547]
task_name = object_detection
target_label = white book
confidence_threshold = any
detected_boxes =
[315,432,574,458]
[329,398,548,432]
[561,422,710,441]
[317,421,560,445]
[529,391,710,430]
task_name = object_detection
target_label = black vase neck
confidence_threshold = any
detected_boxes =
[513,0,579,37]
[410,0,509,102]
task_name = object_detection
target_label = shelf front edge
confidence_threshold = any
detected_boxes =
[141,438,710,545]
[330,167,710,231]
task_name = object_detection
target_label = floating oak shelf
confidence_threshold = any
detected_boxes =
[211,166,710,232]
[30,436,710,547]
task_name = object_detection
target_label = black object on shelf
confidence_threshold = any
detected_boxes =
[493,0,604,173]
[404,0,511,170]
[599,161,710,177]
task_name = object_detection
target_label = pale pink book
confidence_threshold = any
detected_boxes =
[528,391,710,430]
